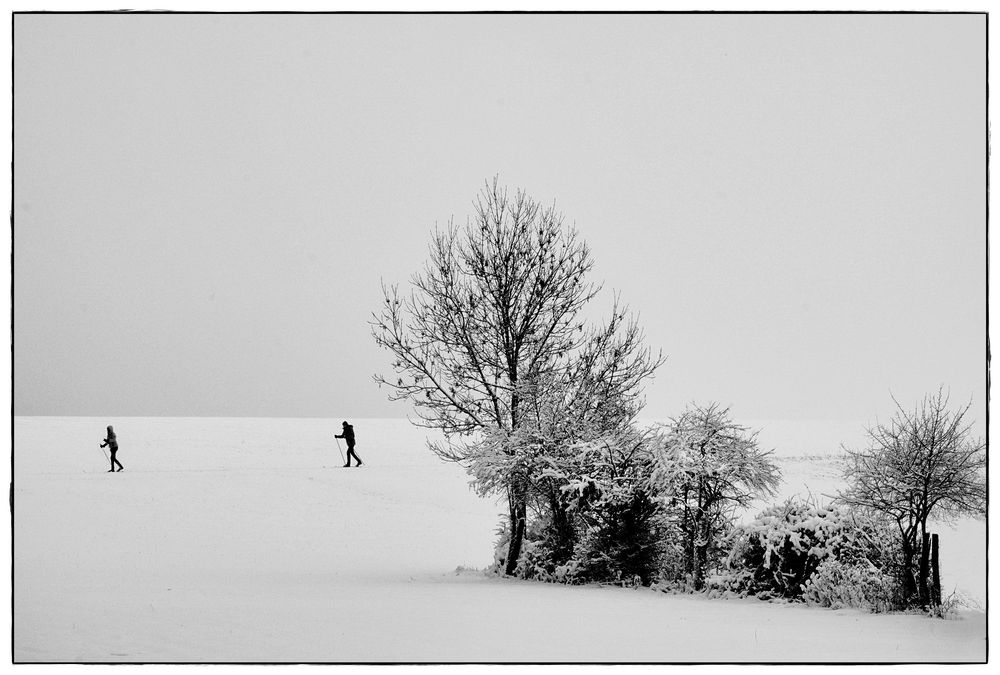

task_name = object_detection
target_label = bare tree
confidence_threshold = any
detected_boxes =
[650,403,781,590]
[838,389,986,606]
[372,179,602,575]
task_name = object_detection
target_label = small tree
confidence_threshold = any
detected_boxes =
[650,404,781,590]
[838,389,986,607]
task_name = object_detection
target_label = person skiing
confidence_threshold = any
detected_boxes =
[100,425,124,472]
[335,421,362,467]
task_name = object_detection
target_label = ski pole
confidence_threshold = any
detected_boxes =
[98,443,109,463]
[334,436,345,464]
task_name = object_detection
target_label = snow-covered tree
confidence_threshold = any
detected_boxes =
[509,304,663,566]
[371,179,663,575]
[446,305,663,579]
[650,404,781,590]
[838,389,986,607]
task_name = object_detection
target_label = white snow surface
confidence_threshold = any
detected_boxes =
[13,417,985,663]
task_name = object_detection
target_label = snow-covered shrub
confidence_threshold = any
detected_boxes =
[705,566,755,597]
[927,591,965,619]
[493,518,585,584]
[513,538,558,581]
[650,518,692,589]
[723,499,851,598]
[534,428,670,586]
[568,493,666,586]
[801,559,899,612]
[552,558,586,584]
[723,499,905,608]
[723,499,907,599]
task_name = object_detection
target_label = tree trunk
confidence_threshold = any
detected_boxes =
[918,532,931,608]
[682,499,695,582]
[692,508,707,590]
[900,538,919,606]
[504,487,527,576]
[504,392,523,577]
[694,544,707,590]
[549,497,575,564]
[930,533,942,608]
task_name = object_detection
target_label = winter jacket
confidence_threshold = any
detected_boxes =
[336,425,356,446]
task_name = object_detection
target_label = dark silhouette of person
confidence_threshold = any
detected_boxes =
[335,421,362,467]
[101,425,124,472]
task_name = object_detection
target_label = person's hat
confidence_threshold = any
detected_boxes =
[342,421,349,426]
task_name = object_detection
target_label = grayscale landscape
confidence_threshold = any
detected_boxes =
[12,12,987,664]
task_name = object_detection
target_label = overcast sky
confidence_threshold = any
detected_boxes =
[13,13,986,430]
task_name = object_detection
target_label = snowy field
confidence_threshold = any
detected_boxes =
[13,417,986,663]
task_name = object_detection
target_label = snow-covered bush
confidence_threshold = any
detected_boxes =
[927,591,965,619]
[723,499,852,598]
[492,518,587,584]
[567,493,666,586]
[530,427,670,586]
[802,559,899,612]
[721,499,905,609]
[650,519,691,589]
[513,539,557,582]
[483,425,671,587]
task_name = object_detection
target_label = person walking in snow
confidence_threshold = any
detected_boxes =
[101,425,124,472]
[335,421,362,467]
